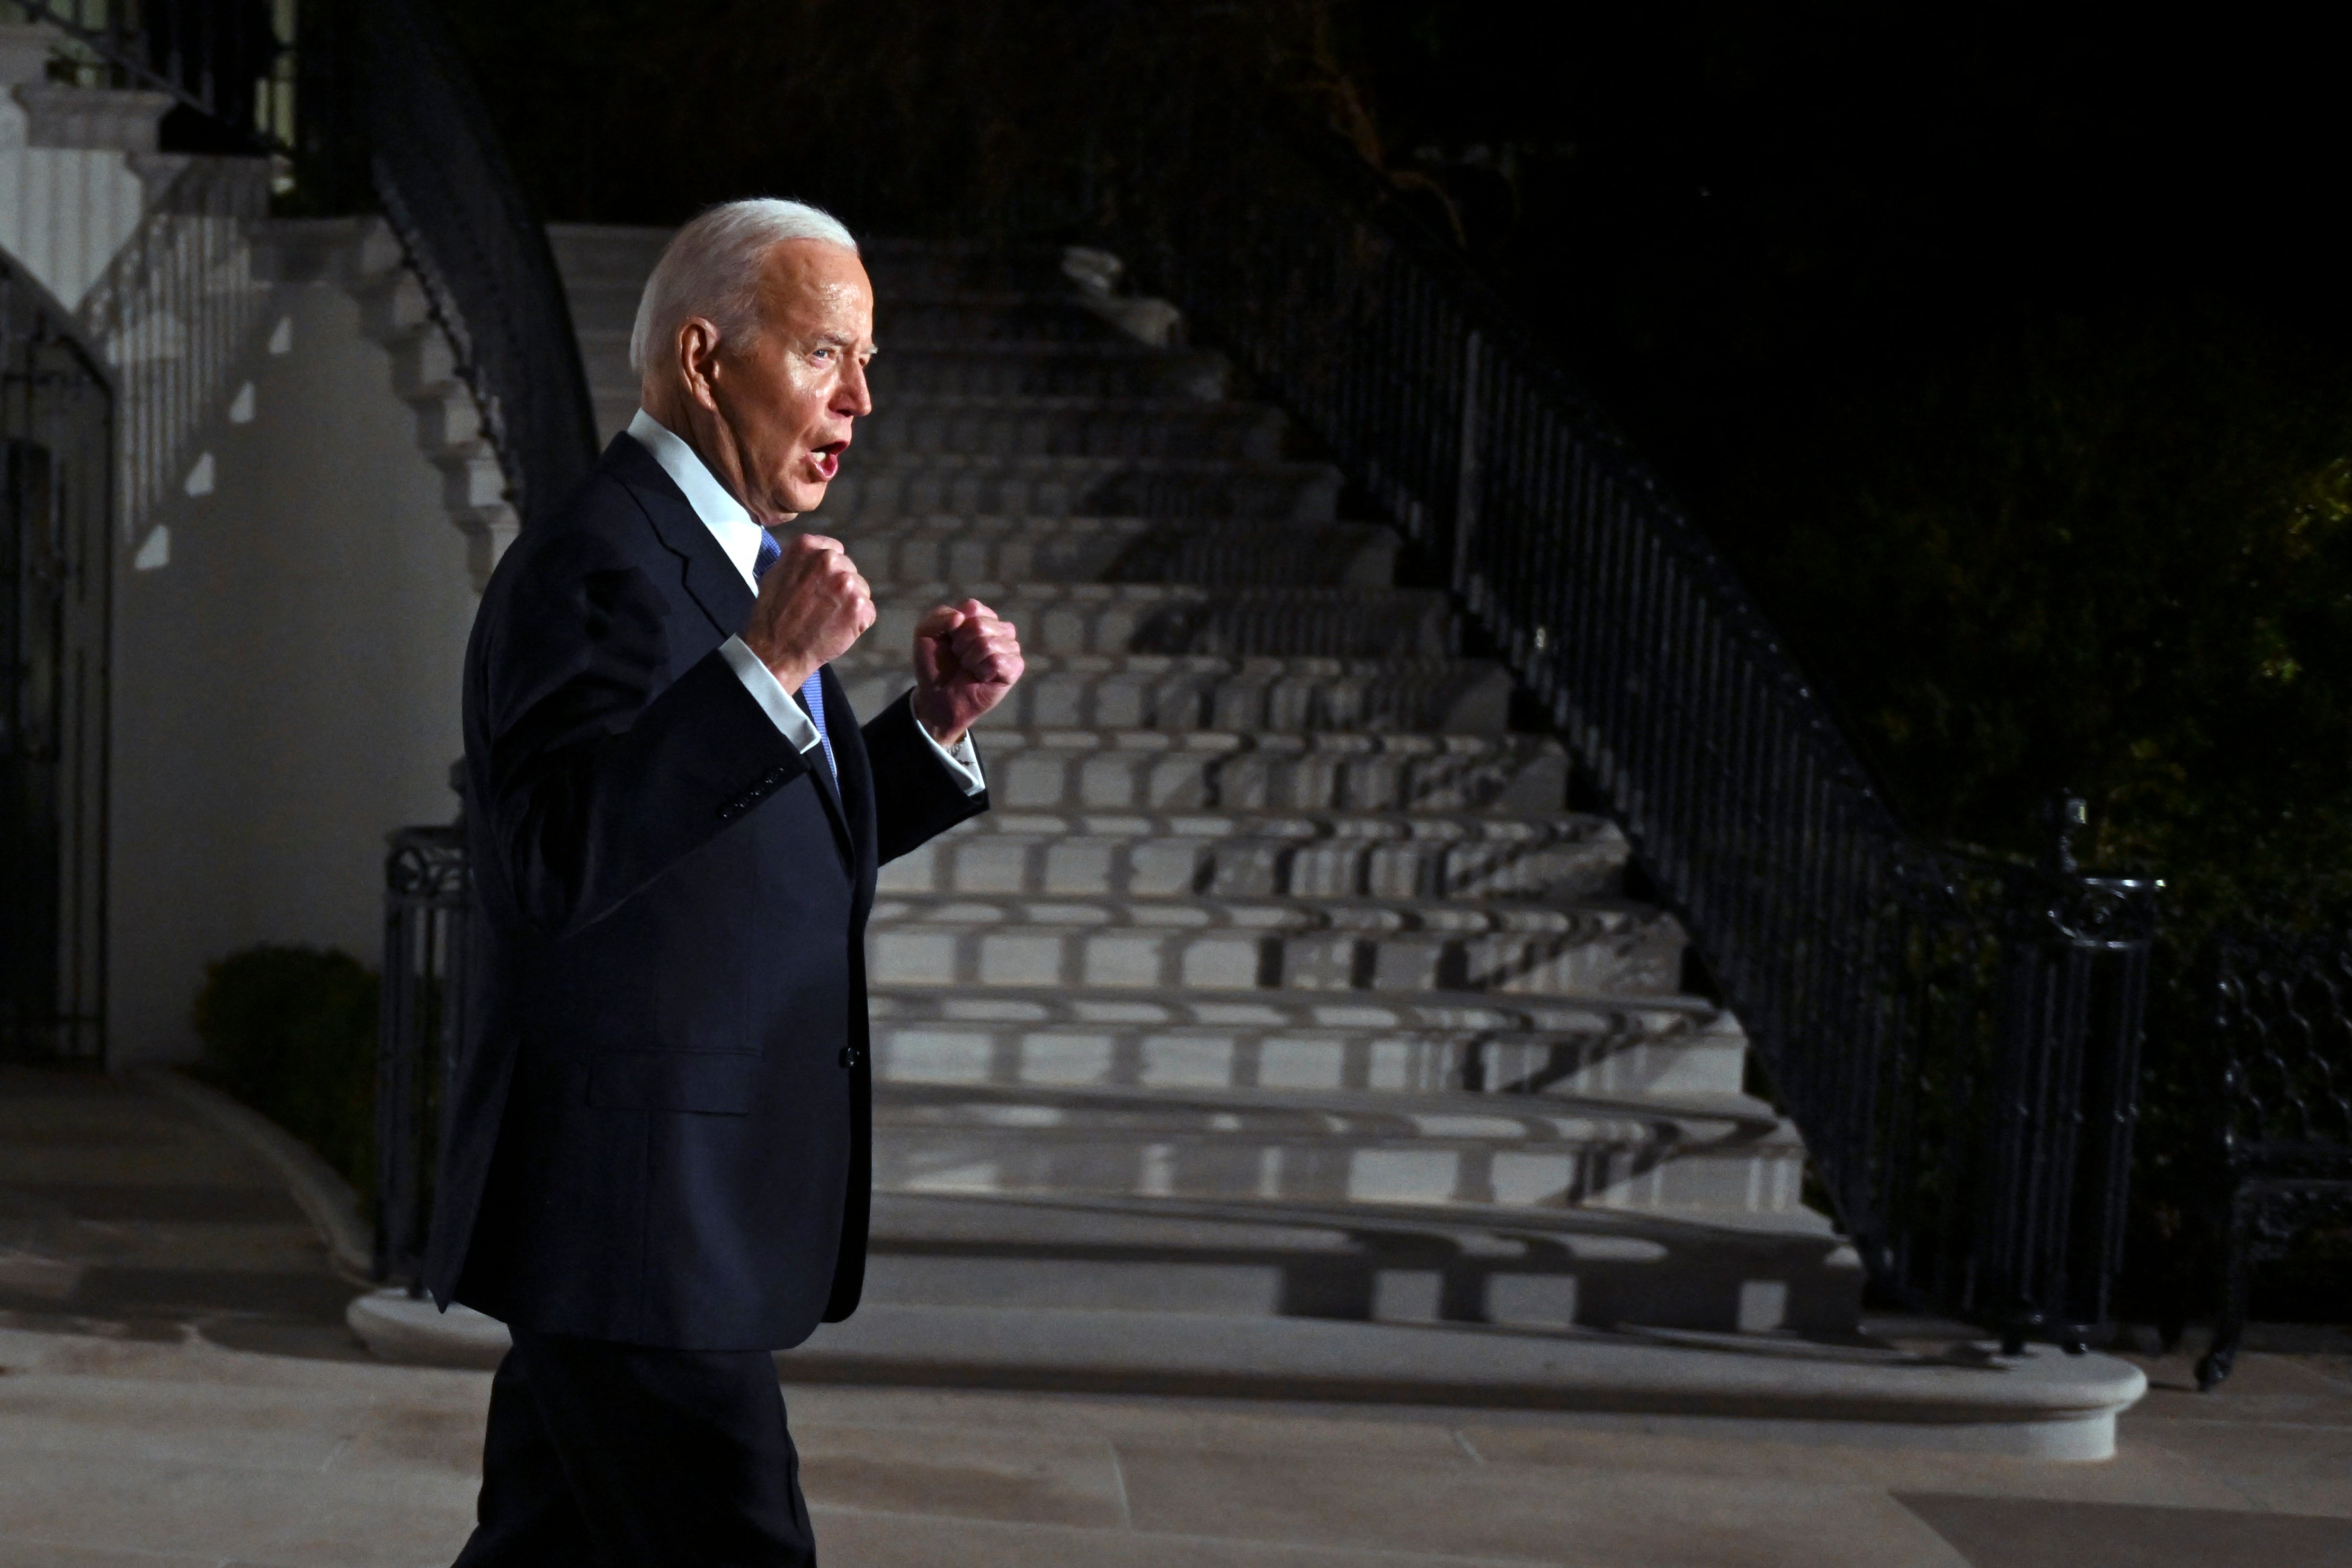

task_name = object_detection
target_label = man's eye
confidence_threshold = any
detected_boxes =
[812,348,834,362]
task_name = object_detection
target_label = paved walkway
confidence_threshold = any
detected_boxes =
[4,1067,2348,1567]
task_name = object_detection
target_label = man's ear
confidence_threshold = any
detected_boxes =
[676,318,724,412]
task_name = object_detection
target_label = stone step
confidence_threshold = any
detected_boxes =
[954,729,1565,813]
[875,810,1626,901]
[575,328,1232,412]
[858,396,1288,460]
[854,1191,1861,1336]
[867,583,1452,658]
[818,453,1341,522]
[545,227,1099,300]
[546,230,1075,300]
[544,221,672,289]
[352,1280,2143,1460]
[546,238,1073,309]
[878,295,1129,342]
[840,653,1512,734]
[565,280,1125,345]
[864,898,1684,999]
[870,890,1632,935]
[867,981,1706,1036]
[862,242,1088,295]
[871,1081,1810,1222]
[801,515,1395,588]
[865,342,1231,400]
[867,987,1747,1100]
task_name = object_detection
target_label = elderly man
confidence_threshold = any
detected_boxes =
[429,199,1022,1566]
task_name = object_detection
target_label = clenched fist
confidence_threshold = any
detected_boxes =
[911,600,1024,746]
[742,532,874,690]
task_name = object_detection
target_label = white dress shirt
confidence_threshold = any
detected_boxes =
[625,408,985,795]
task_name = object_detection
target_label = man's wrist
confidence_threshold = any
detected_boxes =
[744,634,816,692]
[911,691,966,748]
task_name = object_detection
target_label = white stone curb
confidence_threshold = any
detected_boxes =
[341,1288,2147,1461]
[127,1066,374,1277]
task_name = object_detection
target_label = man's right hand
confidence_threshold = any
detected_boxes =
[741,532,874,690]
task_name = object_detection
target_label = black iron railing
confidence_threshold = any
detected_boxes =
[376,823,468,1288]
[2193,931,2352,1387]
[1116,133,2161,1346]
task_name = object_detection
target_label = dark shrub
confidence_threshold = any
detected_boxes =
[192,946,377,1195]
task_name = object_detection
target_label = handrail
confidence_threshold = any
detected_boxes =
[1117,128,2161,1344]
[75,155,271,535]
[356,0,598,526]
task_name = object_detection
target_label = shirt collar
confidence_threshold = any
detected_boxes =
[626,407,767,592]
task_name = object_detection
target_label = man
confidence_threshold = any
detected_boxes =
[427,198,1023,1565]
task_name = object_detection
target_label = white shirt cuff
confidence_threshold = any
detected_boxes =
[719,638,985,797]
[718,636,825,756]
[914,701,987,796]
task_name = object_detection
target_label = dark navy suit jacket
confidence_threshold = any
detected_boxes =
[425,434,985,1350]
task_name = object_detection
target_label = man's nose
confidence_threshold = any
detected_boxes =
[837,355,874,418]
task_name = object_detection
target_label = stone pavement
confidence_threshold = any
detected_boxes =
[6,1066,2351,1565]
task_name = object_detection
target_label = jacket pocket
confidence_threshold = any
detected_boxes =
[587,1050,760,1115]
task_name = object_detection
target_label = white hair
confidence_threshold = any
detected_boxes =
[628,198,859,378]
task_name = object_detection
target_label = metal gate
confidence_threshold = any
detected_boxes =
[2,259,113,1062]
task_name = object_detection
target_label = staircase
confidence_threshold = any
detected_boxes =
[545,226,1863,1340]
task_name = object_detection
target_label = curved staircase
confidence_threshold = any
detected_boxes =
[546,226,1863,1341]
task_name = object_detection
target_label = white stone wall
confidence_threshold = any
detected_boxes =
[105,278,476,1066]
[2,24,477,1064]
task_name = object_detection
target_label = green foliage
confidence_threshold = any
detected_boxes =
[1749,308,2352,928]
[192,946,377,1196]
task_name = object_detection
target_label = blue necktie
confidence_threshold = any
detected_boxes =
[752,529,836,779]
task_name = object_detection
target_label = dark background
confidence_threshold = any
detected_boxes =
[438,1,2352,1316]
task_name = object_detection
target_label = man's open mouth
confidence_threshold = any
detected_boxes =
[812,441,848,480]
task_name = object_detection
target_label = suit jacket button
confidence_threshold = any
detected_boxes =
[839,1046,863,1068]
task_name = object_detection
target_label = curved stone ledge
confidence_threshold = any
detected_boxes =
[346,1288,2142,1461]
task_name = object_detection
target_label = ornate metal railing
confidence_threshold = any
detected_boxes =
[1114,132,2161,1346]
[75,154,272,540]
[375,822,468,1288]
[2193,931,2352,1387]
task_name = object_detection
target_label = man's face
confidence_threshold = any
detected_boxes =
[709,239,875,520]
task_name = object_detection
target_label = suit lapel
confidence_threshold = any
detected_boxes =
[605,434,755,640]
[607,433,866,879]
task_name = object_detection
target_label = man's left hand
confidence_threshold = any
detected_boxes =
[911,600,1024,746]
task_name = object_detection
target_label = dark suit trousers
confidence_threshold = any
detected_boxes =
[452,1328,816,1567]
